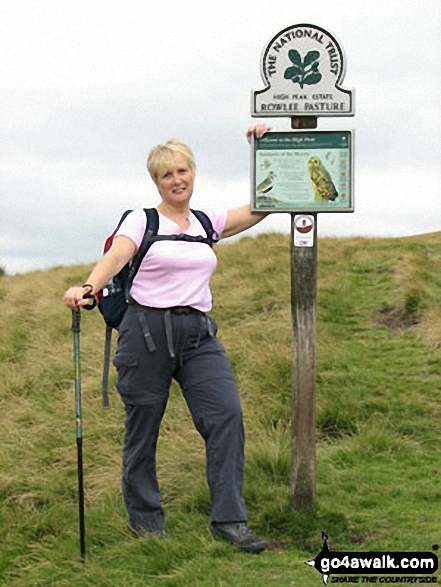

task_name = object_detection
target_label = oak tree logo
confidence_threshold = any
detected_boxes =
[284,50,322,88]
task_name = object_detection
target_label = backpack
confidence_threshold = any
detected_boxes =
[97,207,218,407]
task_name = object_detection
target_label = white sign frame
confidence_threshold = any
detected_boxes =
[252,23,354,118]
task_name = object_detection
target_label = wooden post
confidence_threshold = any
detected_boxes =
[290,213,317,510]
[291,116,317,129]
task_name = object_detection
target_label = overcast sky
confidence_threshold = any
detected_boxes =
[1,0,440,274]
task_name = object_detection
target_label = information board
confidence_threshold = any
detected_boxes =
[251,131,353,213]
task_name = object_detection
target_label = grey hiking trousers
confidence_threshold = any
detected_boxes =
[113,304,247,532]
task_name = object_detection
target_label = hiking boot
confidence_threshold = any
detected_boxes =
[129,523,167,539]
[210,522,266,554]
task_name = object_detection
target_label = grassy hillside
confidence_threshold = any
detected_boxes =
[0,232,440,586]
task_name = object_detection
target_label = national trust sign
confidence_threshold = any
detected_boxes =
[252,24,354,117]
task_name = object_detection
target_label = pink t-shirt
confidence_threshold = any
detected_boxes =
[115,208,227,312]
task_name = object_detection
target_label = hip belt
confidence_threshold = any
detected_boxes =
[168,306,202,315]
[128,304,215,360]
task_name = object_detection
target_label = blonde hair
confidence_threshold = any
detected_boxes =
[147,139,196,182]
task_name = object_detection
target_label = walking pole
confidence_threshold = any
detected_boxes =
[71,295,96,562]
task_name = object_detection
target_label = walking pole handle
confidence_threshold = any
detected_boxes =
[72,308,81,332]
[71,294,96,332]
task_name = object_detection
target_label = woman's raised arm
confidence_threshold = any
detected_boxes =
[221,205,268,239]
[221,123,271,240]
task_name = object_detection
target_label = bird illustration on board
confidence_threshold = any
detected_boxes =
[256,171,276,195]
[308,157,338,202]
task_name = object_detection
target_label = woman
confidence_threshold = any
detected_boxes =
[63,124,270,553]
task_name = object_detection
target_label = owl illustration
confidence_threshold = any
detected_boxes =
[308,157,338,202]
[256,171,276,195]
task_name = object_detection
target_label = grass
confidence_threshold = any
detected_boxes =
[0,232,440,586]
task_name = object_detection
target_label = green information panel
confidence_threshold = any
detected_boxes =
[251,131,354,212]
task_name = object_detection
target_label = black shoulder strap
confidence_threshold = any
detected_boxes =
[117,209,133,230]
[126,208,159,291]
[191,209,218,246]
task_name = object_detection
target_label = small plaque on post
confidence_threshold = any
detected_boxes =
[293,215,315,247]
